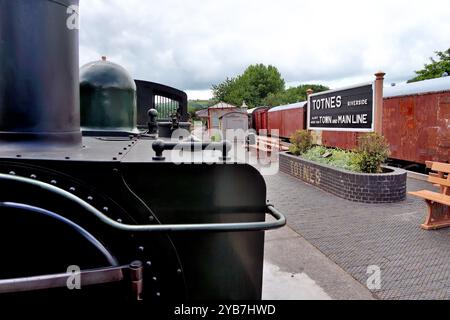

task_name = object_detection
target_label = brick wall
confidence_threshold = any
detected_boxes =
[280,153,407,204]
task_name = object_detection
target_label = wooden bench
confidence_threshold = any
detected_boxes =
[409,161,450,230]
[248,136,289,153]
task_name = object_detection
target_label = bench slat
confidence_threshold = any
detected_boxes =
[409,190,450,206]
[428,161,450,174]
[428,176,450,188]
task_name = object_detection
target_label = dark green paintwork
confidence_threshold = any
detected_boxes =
[80,60,139,133]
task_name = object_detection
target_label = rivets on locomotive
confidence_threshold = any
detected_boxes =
[69,187,76,192]
[103,207,109,212]
[152,277,157,281]
[30,174,37,179]
[146,261,152,267]
[138,246,145,252]
[177,269,182,275]
[9,171,16,175]
[87,196,94,201]
[117,219,123,223]
[156,292,161,297]
[50,180,57,185]
[149,216,155,222]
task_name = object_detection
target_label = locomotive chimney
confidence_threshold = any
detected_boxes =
[0,0,82,148]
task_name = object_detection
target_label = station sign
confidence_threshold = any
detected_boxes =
[307,83,375,132]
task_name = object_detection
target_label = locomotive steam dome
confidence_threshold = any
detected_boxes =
[80,57,139,134]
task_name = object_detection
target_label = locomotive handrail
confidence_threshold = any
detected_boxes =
[0,173,286,233]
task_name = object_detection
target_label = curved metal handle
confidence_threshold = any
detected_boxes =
[0,173,286,233]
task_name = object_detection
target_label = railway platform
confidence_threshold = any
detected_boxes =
[263,170,450,300]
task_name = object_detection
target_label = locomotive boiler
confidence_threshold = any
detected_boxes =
[0,0,286,302]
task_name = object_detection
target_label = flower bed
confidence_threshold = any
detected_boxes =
[302,146,361,172]
[280,152,407,204]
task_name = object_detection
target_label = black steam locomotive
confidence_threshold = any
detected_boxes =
[0,0,285,301]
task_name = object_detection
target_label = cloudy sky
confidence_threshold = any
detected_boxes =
[79,0,450,99]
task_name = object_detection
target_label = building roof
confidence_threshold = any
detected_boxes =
[268,101,307,113]
[384,76,450,98]
[209,102,238,109]
[247,107,269,114]
[195,108,209,118]
[219,111,249,120]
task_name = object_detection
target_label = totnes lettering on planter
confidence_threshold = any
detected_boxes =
[280,153,407,204]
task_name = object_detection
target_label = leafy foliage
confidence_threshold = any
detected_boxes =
[211,78,237,103]
[212,64,328,108]
[188,100,214,110]
[356,133,391,173]
[264,84,329,107]
[289,130,313,156]
[212,64,285,108]
[408,48,450,83]
[293,133,390,173]
[302,146,361,172]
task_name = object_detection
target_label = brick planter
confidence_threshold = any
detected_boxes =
[280,152,407,203]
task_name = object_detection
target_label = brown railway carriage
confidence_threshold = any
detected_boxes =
[267,102,307,138]
[248,107,270,134]
[382,82,449,164]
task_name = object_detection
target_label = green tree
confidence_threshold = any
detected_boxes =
[264,84,329,107]
[408,48,450,83]
[212,64,285,108]
[211,78,236,102]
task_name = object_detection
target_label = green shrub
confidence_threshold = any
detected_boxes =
[302,146,361,172]
[289,130,312,156]
[356,133,391,173]
[288,132,390,174]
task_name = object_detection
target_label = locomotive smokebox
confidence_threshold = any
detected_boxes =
[0,0,81,148]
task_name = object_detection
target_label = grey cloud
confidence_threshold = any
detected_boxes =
[79,0,450,94]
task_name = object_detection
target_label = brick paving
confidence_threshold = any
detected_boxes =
[264,172,450,300]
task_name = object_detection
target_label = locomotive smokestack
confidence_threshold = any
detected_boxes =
[0,0,81,148]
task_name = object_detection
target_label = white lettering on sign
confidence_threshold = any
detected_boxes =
[320,116,333,124]
[347,99,368,107]
[312,96,342,110]
[337,114,368,124]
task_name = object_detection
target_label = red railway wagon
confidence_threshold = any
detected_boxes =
[248,107,269,134]
[383,78,450,164]
[267,101,307,139]
[321,77,450,164]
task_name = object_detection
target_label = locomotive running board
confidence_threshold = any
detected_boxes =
[0,261,143,300]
